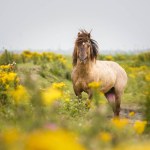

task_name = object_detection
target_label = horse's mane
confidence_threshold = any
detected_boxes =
[73,30,99,66]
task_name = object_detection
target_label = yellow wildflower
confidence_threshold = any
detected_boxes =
[105,55,114,61]
[112,118,129,129]
[62,90,71,102]
[129,74,135,78]
[129,111,135,117]
[10,85,29,104]
[25,129,85,150]
[2,128,20,144]
[5,84,10,90]
[115,143,150,150]
[145,74,150,81]
[59,57,66,64]
[99,132,112,142]
[88,81,101,89]
[99,91,104,96]
[140,65,148,70]
[8,72,17,81]
[52,82,66,89]
[133,120,147,134]
[0,65,10,70]
[42,87,62,105]
[22,50,33,58]
[0,71,18,84]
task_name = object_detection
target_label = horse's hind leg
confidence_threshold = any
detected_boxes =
[105,89,116,115]
[105,87,120,117]
[114,93,122,116]
[87,89,93,100]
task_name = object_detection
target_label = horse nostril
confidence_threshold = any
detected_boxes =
[79,56,87,61]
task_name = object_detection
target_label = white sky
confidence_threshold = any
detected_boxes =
[0,0,150,52]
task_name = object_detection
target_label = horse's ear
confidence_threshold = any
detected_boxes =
[88,29,92,38]
[72,46,78,66]
[78,32,81,37]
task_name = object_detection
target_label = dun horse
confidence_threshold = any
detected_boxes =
[71,30,128,116]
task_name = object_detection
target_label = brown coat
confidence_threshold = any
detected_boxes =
[72,60,127,95]
[71,30,128,116]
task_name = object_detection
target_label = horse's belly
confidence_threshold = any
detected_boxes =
[100,81,114,93]
[99,73,116,93]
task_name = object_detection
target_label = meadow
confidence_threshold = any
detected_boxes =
[0,49,150,150]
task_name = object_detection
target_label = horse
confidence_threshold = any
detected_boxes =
[71,30,128,116]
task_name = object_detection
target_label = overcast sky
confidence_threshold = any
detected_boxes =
[0,0,150,52]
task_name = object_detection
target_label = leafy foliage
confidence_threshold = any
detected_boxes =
[0,50,150,150]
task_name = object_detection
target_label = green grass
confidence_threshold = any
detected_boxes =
[0,51,150,150]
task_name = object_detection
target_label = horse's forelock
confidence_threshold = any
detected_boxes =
[76,30,90,45]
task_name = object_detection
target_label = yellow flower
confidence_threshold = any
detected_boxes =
[25,129,85,150]
[59,57,66,64]
[0,65,10,70]
[52,82,66,89]
[105,55,114,61]
[0,71,18,84]
[140,65,148,70]
[62,90,71,102]
[129,74,135,79]
[22,50,33,58]
[115,143,150,150]
[88,81,101,89]
[99,132,112,142]
[129,111,135,117]
[2,128,20,144]
[5,84,10,89]
[112,118,129,129]
[42,87,62,105]
[8,72,17,81]
[133,120,147,134]
[10,85,29,104]
[145,74,150,81]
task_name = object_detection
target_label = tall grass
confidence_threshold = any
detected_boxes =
[0,50,150,150]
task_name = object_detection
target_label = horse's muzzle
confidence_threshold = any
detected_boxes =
[79,57,87,63]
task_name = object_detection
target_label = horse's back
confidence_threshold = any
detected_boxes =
[96,60,128,92]
[96,60,127,78]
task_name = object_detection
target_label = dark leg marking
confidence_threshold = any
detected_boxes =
[105,87,120,116]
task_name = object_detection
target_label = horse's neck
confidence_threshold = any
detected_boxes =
[76,61,93,75]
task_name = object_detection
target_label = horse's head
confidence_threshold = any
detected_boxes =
[73,30,99,66]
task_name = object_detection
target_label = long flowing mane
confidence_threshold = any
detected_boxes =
[73,30,99,66]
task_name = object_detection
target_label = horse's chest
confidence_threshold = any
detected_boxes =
[76,78,86,87]
[75,76,92,92]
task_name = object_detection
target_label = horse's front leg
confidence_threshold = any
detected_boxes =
[85,89,93,107]
[76,92,82,101]
[75,91,82,101]
[87,89,93,100]
[73,85,82,101]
